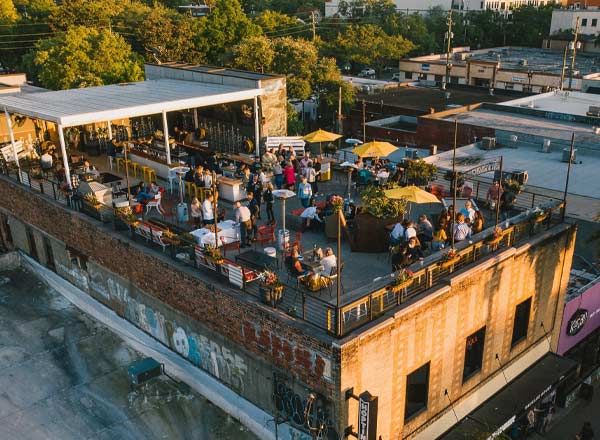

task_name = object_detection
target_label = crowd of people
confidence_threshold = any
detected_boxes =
[390,200,486,271]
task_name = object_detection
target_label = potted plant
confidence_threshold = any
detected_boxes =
[354,185,406,252]
[162,230,179,245]
[83,193,101,209]
[439,248,460,270]
[391,269,414,291]
[203,245,224,269]
[405,159,437,187]
[504,179,522,195]
[325,195,345,240]
[258,270,284,307]
[531,208,547,224]
[485,225,505,246]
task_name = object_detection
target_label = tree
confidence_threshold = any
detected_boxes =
[23,26,143,89]
[232,35,274,73]
[198,0,262,64]
[135,4,205,63]
[272,36,317,100]
[0,0,18,23]
[329,24,415,72]
[254,9,297,33]
[49,0,126,30]
[13,0,57,20]
[507,5,553,47]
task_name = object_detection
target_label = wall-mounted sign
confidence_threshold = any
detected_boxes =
[512,76,526,83]
[421,64,430,72]
[358,391,378,440]
[567,309,589,336]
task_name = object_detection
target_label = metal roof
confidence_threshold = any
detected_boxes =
[0,79,263,127]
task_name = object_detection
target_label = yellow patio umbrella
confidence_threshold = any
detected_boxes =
[384,186,441,204]
[384,185,440,218]
[303,129,342,156]
[352,141,398,158]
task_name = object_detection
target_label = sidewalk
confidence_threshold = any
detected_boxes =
[530,384,600,440]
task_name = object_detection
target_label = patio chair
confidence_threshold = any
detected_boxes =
[285,262,309,289]
[254,224,276,250]
[320,262,345,297]
[145,193,164,216]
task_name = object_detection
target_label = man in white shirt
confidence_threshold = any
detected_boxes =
[300,204,322,230]
[234,201,252,246]
[390,222,404,245]
[404,221,417,241]
[202,193,215,225]
[318,247,337,276]
[377,169,389,186]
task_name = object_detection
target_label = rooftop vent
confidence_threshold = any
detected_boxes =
[518,59,528,66]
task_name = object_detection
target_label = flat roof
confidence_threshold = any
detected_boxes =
[151,62,284,81]
[426,142,600,199]
[410,47,600,76]
[445,109,599,144]
[0,79,263,127]
[499,91,600,117]
[357,85,517,113]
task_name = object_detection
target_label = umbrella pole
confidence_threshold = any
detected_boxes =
[282,198,286,233]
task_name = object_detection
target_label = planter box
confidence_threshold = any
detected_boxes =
[439,256,460,270]
[353,213,400,253]
[259,285,284,308]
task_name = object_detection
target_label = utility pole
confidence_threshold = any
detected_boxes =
[337,85,343,135]
[362,100,366,143]
[311,11,316,41]
[442,9,454,91]
[559,45,568,90]
[568,17,580,91]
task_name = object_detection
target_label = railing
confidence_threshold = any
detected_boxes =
[0,163,567,338]
[337,200,565,335]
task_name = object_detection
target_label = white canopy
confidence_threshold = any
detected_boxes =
[0,79,263,127]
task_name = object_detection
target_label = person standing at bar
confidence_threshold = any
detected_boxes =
[263,182,275,224]
[234,201,252,247]
[202,192,215,225]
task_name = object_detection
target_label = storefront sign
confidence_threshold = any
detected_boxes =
[512,76,526,83]
[358,391,378,440]
[558,279,600,355]
[421,64,430,72]
[567,309,589,336]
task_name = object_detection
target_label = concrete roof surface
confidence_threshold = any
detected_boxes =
[0,266,257,440]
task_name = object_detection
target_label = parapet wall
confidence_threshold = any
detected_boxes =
[0,176,338,437]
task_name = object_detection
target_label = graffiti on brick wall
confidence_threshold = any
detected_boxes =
[273,375,337,440]
[56,262,89,290]
[243,320,332,381]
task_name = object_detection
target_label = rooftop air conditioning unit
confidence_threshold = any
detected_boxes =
[562,148,577,163]
[511,170,528,185]
[481,137,496,150]
[508,134,518,148]
[541,139,551,153]
[405,148,419,159]
[593,127,600,135]
[518,59,528,66]
[587,106,600,117]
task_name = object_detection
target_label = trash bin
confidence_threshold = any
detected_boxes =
[264,247,276,258]
[177,203,189,222]
[277,229,289,251]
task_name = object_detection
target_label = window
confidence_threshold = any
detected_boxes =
[434,75,443,83]
[592,19,598,27]
[404,362,430,421]
[463,327,486,382]
[405,72,413,80]
[511,297,532,348]
[582,18,588,27]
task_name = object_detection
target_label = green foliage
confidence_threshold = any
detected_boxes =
[254,9,297,33]
[0,0,18,23]
[272,36,317,100]
[199,0,262,64]
[14,0,56,21]
[23,26,143,90]
[361,185,406,219]
[49,0,126,30]
[232,35,274,73]
[327,24,415,72]
[286,103,304,135]
[405,159,437,186]
[135,4,205,63]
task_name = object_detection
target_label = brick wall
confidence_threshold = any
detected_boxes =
[0,177,335,398]
[416,116,495,150]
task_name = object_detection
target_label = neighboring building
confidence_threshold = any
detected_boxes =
[550,6,600,35]
[177,3,211,17]
[562,0,600,7]
[398,46,600,92]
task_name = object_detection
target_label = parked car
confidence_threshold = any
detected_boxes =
[392,72,402,81]
[358,68,376,78]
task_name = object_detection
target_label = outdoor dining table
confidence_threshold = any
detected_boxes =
[235,249,279,270]
[190,220,239,248]
[299,251,324,272]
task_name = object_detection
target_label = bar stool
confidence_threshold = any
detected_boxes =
[115,157,126,173]
[130,162,141,178]
[184,181,194,198]
[191,183,204,201]
[140,166,150,182]
[144,167,156,183]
